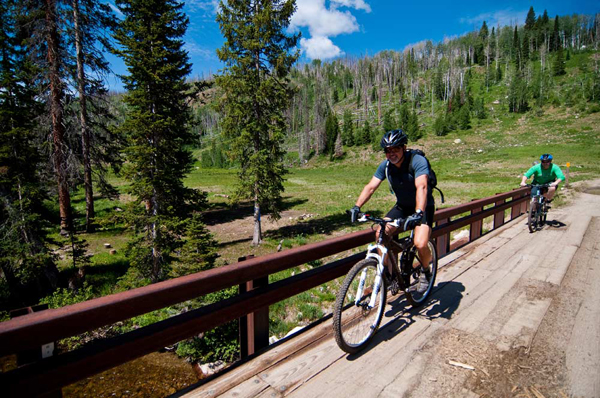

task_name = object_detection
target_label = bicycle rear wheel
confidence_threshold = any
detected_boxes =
[333,258,387,354]
[528,200,538,233]
[404,240,438,307]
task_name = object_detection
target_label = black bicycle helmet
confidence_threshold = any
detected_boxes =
[540,153,553,161]
[380,129,408,149]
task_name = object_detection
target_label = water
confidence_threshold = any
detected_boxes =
[63,352,200,397]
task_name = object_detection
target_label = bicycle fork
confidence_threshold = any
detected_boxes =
[356,244,387,309]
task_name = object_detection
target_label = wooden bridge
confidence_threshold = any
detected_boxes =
[2,185,599,397]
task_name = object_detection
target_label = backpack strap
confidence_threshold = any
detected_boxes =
[385,160,395,196]
[408,149,445,203]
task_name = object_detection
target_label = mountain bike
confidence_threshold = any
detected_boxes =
[333,212,438,354]
[527,183,551,233]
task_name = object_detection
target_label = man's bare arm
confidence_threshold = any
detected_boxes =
[356,177,383,208]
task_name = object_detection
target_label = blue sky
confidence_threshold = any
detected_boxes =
[105,0,599,91]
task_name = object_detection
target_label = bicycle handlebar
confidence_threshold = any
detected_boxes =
[346,210,417,231]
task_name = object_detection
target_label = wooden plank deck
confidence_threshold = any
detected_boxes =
[178,189,600,398]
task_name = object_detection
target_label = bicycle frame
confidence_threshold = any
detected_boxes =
[357,215,414,308]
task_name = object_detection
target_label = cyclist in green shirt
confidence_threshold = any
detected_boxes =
[520,154,565,202]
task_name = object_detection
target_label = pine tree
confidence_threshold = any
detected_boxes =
[361,119,372,145]
[553,46,566,76]
[70,0,119,232]
[457,106,471,130]
[325,111,339,154]
[434,67,445,100]
[43,0,73,233]
[513,26,522,70]
[382,108,397,132]
[407,109,422,141]
[508,70,529,113]
[113,0,214,281]
[342,109,354,146]
[1,0,58,304]
[521,31,530,63]
[476,21,489,66]
[525,7,536,31]
[433,113,448,136]
[216,0,299,246]
[550,15,560,52]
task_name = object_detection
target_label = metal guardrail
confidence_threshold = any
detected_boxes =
[0,187,530,396]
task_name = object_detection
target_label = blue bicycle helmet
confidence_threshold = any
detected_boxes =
[540,154,553,161]
[380,129,408,149]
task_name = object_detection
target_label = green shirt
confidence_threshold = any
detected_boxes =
[524,163,565,184]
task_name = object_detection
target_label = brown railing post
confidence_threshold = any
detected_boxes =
[493,194,505,229]
[9,304,62,398]
[520,190,528,215]
[435,218,450,256]
[511,190,521,220]
[9,304,55,366]
[469,200,483,241]
[238,255,269,359]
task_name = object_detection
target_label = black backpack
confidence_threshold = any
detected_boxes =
[385,149,445,203]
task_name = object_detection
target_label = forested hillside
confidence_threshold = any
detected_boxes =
[1,0,600,368]
[200,9,600,166]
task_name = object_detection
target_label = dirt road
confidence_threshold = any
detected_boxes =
[185,181,600,398]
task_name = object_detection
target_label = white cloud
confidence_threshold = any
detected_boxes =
[300,36,343,59]
[186,0,220,14]
[184,42,217,60]
[291,0,370,60]
[461,9,528,28]
[331,0,371,12]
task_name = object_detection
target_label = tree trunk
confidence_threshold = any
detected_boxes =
[46,0,72,234]
[72,0,94,232]
[252,24,262,245]
[252,199,262,246]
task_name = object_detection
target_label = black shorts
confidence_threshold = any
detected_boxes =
[385,204,435,228]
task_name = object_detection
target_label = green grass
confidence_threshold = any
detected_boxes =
[24,50,600,342]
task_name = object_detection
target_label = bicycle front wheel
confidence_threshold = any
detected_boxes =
[404,240,438,307]
[528,200,538,233]
[333,258,387,354]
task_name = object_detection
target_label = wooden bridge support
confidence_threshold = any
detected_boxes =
[470,201,483,241]
[435,217,450,257]
[238,256,269,359]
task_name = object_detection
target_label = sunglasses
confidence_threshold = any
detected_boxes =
[541,160,551,164]
[384,147,402,154]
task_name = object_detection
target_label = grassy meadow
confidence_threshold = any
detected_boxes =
[16,52,600,350]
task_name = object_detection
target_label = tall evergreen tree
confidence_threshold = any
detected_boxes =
[44,0,73,234]
[508,70,529,113]
[342,109,354,146]
[553,46,566,76]
[382,108,397,132]
[70,0,119,232]
[513,26,522,70]
[551,15,560,52]
[476,21,489,66]
[525,7,536,31]
[113,0,214,281]
[521,31,530,62]
[1,0,58,304]
[216,0,299,245]
[325,111,339,154]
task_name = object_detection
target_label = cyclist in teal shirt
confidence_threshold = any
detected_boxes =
[520,154,565,202]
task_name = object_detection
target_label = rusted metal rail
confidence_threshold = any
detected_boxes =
[0,187,530,396]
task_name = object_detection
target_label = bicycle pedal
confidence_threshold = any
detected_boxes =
[390,279,399,295]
